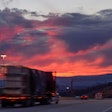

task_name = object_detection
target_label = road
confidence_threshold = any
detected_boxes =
[1,98,112,112]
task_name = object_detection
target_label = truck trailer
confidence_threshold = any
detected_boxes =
[0,65,59,107]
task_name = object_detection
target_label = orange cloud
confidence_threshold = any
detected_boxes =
[1,34,112,77]
[1,9,112,77]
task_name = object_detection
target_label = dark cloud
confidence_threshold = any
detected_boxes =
[98,46,112,67]
[0,9,52,58]
[56,26,112,52]
[98,9,112,16]
[43,13,104,26]
[0,32,50,58]
[14,30,49,56]
[43,10,112,53]
[0,38,50,58]
[0,8,34,27]
[1,0,14,7]
[0,41,12,54]
[41,9,112,68]
[0,8,112,71]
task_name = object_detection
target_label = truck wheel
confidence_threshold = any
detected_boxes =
[30,100,34,106]
[55,101,59,104]
[47,98,52,104]
[9,103,14,107]
[46,98,51,104]
[22,100,31,107]
[40,98,51,105]
[40,100,45,105]
[1,102,7,108]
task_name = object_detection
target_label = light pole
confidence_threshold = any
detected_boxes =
[1,54,7,66]
[71,77,74,96]
[54,71,57,92]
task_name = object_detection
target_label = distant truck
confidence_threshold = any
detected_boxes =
[95,92,103,99]
[0,65,59,107]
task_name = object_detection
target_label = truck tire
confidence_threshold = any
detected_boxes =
[30,99,35,106]
[55,98,59,104]
[9,103,14,107]
[40,100,46,105]
[55,101,59,104]
[1,102,7,108]
[22,99,31,107]
[40,98,51,105]
[46,98,52,104]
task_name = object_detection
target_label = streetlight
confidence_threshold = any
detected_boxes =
[66,86,70,90]
[0,54,7,82]
[1,54,7,66]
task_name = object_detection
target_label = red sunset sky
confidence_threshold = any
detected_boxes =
[0,8,112,77]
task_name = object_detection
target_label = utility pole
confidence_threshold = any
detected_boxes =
[71,77,74,97]
[1,54,7,66]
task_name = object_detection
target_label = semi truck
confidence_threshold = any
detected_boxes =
[0,65,59,107]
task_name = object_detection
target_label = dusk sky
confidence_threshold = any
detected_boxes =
[0,0,112,76]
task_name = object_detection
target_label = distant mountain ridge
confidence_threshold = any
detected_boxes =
[56,73,112,91]
[1,73,112,90]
